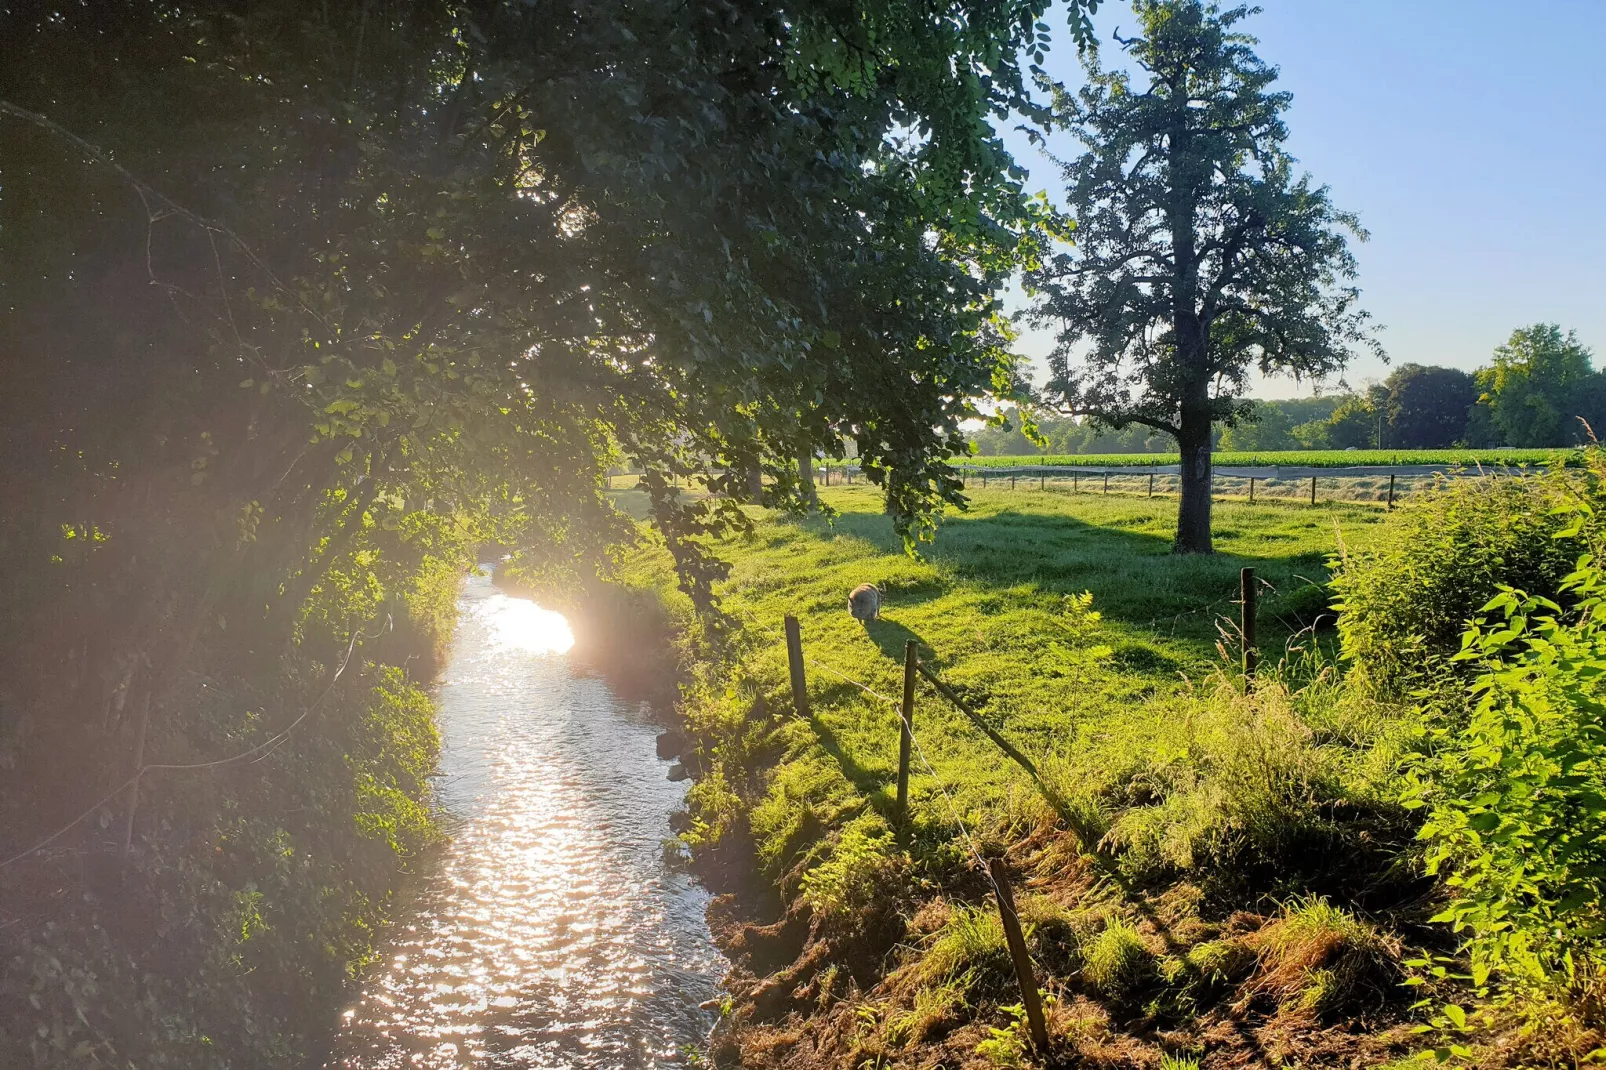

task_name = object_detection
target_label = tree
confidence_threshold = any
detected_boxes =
[1469,325,1597,447]
[1024,0,1379,552]
[1382,364,1476,448]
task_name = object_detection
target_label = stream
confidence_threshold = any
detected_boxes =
[328,570,723,1068]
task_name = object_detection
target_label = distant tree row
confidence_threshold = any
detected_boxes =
[975,324,1598,455]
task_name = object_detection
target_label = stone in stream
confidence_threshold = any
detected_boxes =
[656,729,688,760]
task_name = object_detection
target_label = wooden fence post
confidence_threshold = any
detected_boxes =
[1040,468,1045,491]
[1148,471,1155,497]
[1248,476,1255,504]
[1241,567,1258,680]
[1387,473,1396,510]
[982,470,987,488]
[1310,474,1317,506]
[988,858,1050,1054]
[1073,472,1079,494]
[1103,472,1109,494]
[784,615,809,717]
[897,641,917,823]
[1010,471,1016,490]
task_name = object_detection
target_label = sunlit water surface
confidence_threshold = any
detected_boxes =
[329,571,722,1068]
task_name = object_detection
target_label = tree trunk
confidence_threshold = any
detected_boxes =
[1174,398,1214,553]
[746,462,764,501]
[797,449,816,509]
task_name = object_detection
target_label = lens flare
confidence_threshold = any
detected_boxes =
[483,596,575,655]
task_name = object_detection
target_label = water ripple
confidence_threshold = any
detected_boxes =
[329,573,722,1068]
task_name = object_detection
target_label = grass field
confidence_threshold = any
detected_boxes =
[637,485,1387,831]
[820,448,1571,469]
[625,485,1428,1065]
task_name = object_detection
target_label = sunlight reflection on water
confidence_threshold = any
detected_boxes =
[328,570,720,1068]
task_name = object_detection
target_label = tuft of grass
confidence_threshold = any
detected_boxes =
[1081,918,1155,998]
[1159,1055,1203,1070]
[1244,896,1400,1017]
[883,982,965,1049]
[912,905,1012,993]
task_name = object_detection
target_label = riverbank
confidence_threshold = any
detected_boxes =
[616,486,1444,1068]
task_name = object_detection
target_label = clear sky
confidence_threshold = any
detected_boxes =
[1002,0,1606,400]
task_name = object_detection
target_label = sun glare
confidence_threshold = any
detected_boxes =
[483,596,575,655]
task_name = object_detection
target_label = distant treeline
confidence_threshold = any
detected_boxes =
[975,324,1601,455]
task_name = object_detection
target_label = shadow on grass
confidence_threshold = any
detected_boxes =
[790,499,1343,651]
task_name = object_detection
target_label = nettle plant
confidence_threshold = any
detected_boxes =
[1407,471,1606,1004]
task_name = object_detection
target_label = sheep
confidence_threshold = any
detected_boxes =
[848,583,881,621]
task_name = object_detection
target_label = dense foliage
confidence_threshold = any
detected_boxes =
[1023,0,1379,552]
[1330,472,1591,693]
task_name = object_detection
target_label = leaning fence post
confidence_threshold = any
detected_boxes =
[988,858,1050,1054]
[897,641,917,823]
[784,615,809,717]
[1387,473,1396,510]
[1241,567,1258,680]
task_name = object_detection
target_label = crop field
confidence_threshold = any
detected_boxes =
[822,448,1571,469]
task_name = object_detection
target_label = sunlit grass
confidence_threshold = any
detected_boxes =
[620,485,1389,851]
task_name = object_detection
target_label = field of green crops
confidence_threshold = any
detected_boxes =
[827,448,1572,469]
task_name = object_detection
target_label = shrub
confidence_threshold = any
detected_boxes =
[1410,564,1606,999]
[1331,470,1587,694]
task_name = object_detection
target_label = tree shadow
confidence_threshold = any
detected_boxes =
[793,497,1346,654]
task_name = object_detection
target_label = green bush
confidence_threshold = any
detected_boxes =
[1410,564,1606,998]
[1331,470,1587,694]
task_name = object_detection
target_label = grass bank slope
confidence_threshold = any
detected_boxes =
[628,486,1437,1068]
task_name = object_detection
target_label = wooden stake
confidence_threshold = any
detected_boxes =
[897,640,917,823]
[1040,468,1045,491]
[1103,472,1109,494]
[1148,471,1155,497]
[1249,476,1255,504]
[1310,474,1317,506]
[988,858,1050,1054]
[1241,567,1258,680]
[784,615,809,717]
[1010,472,1016,490]
[1388,473,1396,510]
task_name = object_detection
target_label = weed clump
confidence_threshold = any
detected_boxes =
[1242,896,1399,1018]
[1081,918,1154,999]
[910,905,1012,995]
[798,813,901,922]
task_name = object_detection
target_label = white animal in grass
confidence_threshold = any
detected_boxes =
[848,583,881,621]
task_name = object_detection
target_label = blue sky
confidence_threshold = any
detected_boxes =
[1002,0,1606,399]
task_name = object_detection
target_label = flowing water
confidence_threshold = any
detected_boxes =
[329,571,723,1068]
